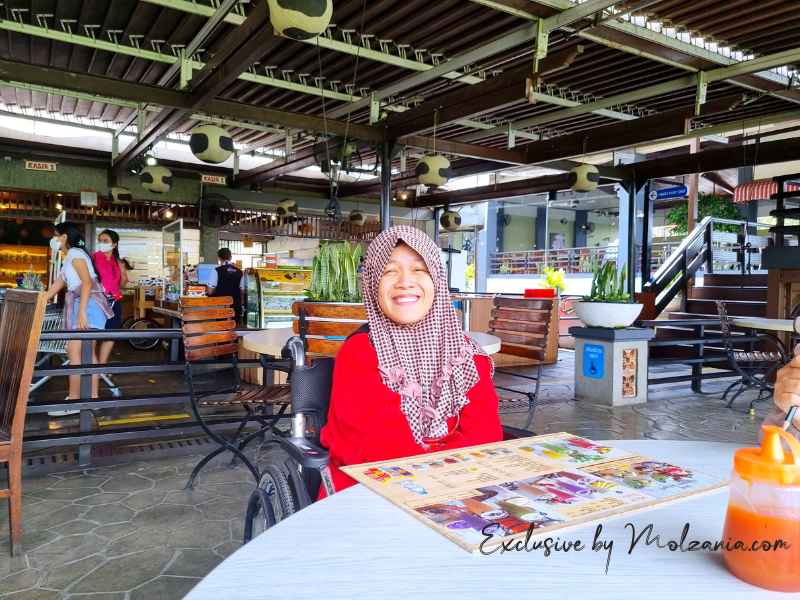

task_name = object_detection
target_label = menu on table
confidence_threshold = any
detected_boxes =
[342,433,727,552]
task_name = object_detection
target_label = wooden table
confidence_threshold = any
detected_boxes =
[185,440,772,600]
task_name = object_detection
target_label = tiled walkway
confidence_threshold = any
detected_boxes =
[1,351,770,599]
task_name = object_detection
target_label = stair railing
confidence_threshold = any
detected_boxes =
[641,217,756,317]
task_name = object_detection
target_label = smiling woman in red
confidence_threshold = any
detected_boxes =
[319,225,503,496]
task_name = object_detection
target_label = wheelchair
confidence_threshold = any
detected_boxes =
[242,336,535,543]
[243,336,335,543]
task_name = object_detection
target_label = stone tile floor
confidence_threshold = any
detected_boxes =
[1,350,771,599]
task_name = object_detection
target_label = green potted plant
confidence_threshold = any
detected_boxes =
[573,261,642,328]
[306,241,363,303]
[292,242,367,346]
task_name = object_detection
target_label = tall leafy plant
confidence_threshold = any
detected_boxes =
[308,241,363,302]
[665,193,742,234]
[584,261,631,303]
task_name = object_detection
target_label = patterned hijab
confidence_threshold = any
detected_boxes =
[361,225,493,448]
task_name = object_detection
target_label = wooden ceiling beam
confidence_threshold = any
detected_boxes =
[523,93,744,164]
[412,173,575,207]
[112,2,274,173]
[386,45,584,138]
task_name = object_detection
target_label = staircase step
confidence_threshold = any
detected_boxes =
[770,207,800,218]
[689,286,767,302]
[701,273,768,287]
[685,299,766,317]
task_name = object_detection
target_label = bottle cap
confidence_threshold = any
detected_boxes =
[734,426,800,486]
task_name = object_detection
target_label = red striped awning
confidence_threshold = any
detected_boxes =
[734,179,800,204]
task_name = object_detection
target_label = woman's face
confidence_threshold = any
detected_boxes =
[53,232,68,252]
[97,233,116,253]
[377,243,435,325]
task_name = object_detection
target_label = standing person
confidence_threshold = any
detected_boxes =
[93,229,132,367]
[45,222,113,410]
[319,226,503,496]
[208,248,244,324]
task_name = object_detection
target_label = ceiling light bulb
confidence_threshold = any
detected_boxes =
[55,202,63,211]
[164,209,174,219]
[145,155,158,166]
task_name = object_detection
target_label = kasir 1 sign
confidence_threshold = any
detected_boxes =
[201,174,227,186]
[25,160,57,172]
[648,185,687,201]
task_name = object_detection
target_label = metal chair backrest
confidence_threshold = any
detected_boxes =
[715,300,733,339]
[0,290,47,443]
[39,305,68,354]
[180,296,239,362]
[488,296,553,362]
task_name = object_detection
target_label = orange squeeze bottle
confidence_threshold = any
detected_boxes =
[723,426,800,592]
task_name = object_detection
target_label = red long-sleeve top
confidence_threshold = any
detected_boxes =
[319,331,503,497]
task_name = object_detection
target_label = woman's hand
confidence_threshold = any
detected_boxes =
[77,310,89,330]
[774,355,800,429]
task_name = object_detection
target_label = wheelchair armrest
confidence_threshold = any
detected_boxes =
[273,436,329,470]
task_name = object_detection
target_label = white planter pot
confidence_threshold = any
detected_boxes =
[574,301,643,328]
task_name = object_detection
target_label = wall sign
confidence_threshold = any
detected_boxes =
[649,185,688,201]
[583,343,605,379]
[201,174,227,186]
[80,191,98,207]
[25,160,57,172]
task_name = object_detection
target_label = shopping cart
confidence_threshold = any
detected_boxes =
[29,304,121,397]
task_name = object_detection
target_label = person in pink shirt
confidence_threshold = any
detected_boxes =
[93,229,131,367]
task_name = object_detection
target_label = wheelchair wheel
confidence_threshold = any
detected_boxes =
[243,463,296,544]
[127,318,161,351]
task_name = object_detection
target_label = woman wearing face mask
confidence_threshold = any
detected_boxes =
[93,229,132,367]
[46,222,113,408]
[319,226,503,497]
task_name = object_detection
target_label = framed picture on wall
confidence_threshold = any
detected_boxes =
[550,233,566,250]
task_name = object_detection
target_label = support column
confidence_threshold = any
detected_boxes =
[380,142,394,231]
[617,182,644,296]
[476,203,489,293]
[433,206,442,245]
[535,206,547,250]
[574,210,588,248]
[640,182,653,280]
[495,204,505,252]
[200,224,219,264]
[687,137,700,232]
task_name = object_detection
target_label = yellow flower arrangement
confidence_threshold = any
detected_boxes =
[542,266,565,294]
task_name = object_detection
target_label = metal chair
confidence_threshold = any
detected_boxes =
[488,296,557,431]
[29,304,120,397]
[0,290,47,555]
[715,300,787,412]
[181,296,292,489]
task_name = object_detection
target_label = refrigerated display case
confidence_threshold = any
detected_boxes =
[244,266,311,328]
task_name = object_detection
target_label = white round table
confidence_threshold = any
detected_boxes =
[185,441,785,600]
[241,329,502,356]
[733,317,796,333]
[466,331,501,355]
[241,327,294,357]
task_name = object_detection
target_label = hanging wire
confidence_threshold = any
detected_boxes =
[432,108,439,155]
[316,0,368,206]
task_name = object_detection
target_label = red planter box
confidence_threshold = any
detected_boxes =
[524,288,556,298]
